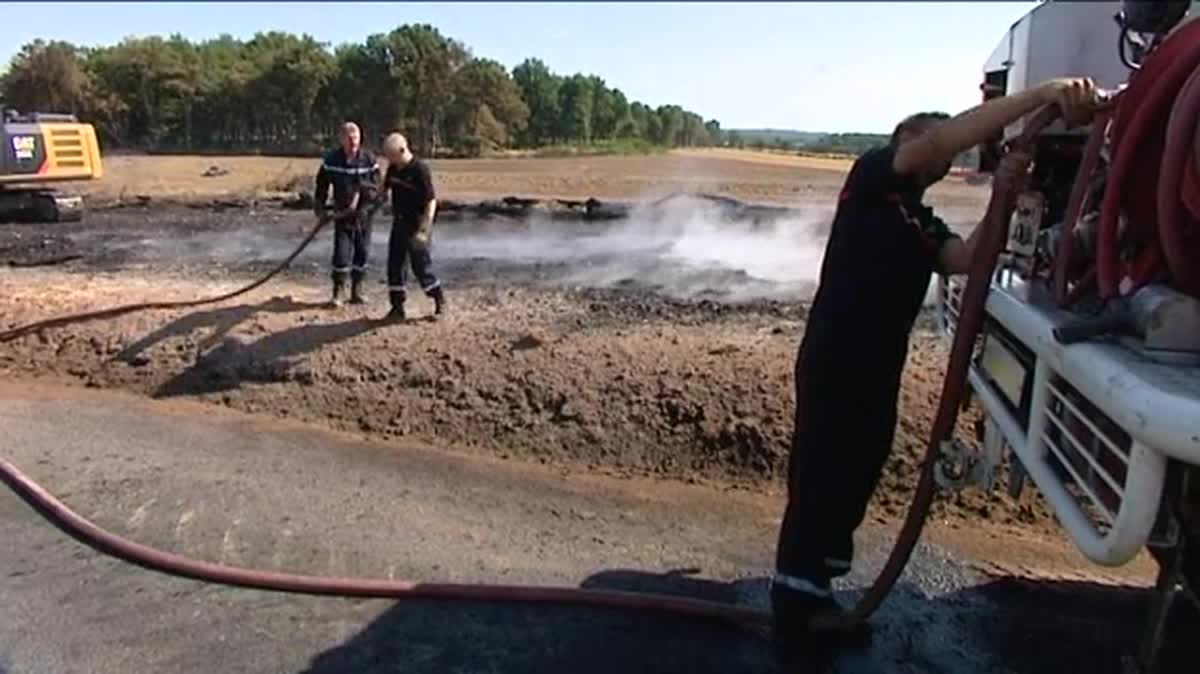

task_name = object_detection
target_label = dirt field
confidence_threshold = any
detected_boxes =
[0,150,1074,532]
[80,149,987,211]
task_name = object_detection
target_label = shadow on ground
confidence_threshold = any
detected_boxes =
[297,570,1200,674]
[152,311,383,398]
[117,296,327,364]
[969,576,1199,674]
[299,569,772,674]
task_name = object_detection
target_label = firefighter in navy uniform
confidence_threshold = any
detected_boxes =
[380,132,444,321]
[314,122,381,307]
[770,77,1100,664]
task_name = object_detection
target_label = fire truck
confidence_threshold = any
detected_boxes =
[936,1,1200,670]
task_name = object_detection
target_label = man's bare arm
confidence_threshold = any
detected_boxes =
[938,230,981,276]
[894,78,1097,176]
[938,149,1034,275]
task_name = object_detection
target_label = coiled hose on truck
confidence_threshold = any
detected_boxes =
[0,109,1058,634]
[1091,18,1200,302]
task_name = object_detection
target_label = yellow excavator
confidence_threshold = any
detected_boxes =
[0,110,103,222]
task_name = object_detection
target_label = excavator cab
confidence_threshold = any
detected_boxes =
[0,110,103,222]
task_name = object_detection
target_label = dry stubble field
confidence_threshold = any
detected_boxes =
[77,148,984,209]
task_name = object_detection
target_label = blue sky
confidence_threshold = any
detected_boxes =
[2,2,1036,133]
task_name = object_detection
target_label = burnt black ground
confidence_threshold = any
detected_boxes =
[4,203,819,307]
[0,203,896,332]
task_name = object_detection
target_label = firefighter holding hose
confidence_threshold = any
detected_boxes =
[380,132,445,321]
[771,77,1101,661]
[314,121,382,307]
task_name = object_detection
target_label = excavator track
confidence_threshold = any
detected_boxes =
[0,188,84,223]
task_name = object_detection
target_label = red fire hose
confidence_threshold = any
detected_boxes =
[1158,65,1200,297]
[0,457,769,625]
[1096,19,1200,300]
[1054,108,1110,307]
[0,110,1055,636]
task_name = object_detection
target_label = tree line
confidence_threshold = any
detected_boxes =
[727,130,892,156]
[0,25,726,157]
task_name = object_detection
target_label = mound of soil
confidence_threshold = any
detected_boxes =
[0,269,1056,533]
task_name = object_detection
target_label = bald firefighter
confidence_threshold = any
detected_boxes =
[380,132,444,320]
[314,122,381,307]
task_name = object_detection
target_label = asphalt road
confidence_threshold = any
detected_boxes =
[0,382,1193,674]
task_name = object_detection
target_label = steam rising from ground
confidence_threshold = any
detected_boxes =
[438,197,837,303]
[77,196,978,305]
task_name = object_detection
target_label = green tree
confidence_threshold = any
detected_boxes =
[704,119,723,146]
[191,35,251,148]
[242,32,336,149]
[679,112,708,147]
[556,74,593,143]
[376,24,470,154]
[321,41,392,145]
[512,58,560,145]
[655,105,684,145]
[2,29,727,155]
[587,76,618,140]
[87,36,201,147]
[628,102,652,140]
[0,40,95,116]
[445,57,530,155]
[609,88,633,138]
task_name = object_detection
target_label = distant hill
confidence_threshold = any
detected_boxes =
[726,127,978,167]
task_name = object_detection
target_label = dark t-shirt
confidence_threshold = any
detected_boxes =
[315,147,379,216]
[385,159,436,222]
[803,145,959,372]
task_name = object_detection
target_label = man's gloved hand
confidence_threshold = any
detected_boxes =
[313,203,328,220]
[411,217,433,250]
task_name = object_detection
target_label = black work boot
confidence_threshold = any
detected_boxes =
[385,291,406,322]
[430,287,446,317]
[770,580,872,667]
[349,277,366,305]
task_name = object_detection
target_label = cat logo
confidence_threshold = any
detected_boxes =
[11,135,36,160]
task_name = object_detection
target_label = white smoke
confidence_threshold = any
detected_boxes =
[436,195,837,303]
[80,197,981,306]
